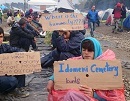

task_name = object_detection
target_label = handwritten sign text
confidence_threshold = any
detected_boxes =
[0,52,41,75]
[40,13,84,31]
[54,60,123,90]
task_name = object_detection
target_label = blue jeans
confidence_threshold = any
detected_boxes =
[41,50,76,68]
[0,75,25,94]
[15,75,25,88]
[113,19,121,32]
[0,76,18,94]
[89,21,96,37]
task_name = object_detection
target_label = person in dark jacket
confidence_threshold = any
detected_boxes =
[121,2,126,31]
[41,30,84,68]
[10,18,35,52]
[24,16,38,50]
[25,9,33,17]
[87,5,98,37]
[0,27,29,100]
[51,30,86,49]
[7,10,12,17]
[79,29,86,35]
[51,31,60,49]
[25,15,39,36]
[32,14,43,34]
[112,3,122,33]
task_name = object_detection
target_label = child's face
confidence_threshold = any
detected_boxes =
[0,33,4,45]
[82,48,94,60]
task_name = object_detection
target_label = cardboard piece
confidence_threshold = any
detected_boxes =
[54,60,123,90]
[0,52,41,75]
[40,13,84,31]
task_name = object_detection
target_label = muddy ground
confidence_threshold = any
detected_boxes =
[96,23,130,101]
[0,22,130,101]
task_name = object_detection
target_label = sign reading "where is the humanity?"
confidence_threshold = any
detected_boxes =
[39,13,84,31]
[0,52,41,75]
[54,60,123,90]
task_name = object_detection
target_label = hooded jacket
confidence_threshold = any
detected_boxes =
[0,44,23,54]
[80,37,102,59]
[55,31,84,56]
[87,10,98,23]
[25,9,33,17]
[10,23,34,47]
[112,4,122,19]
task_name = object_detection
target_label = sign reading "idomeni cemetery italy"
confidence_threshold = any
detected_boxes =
[40,13,84,31]
[54,60,123,90]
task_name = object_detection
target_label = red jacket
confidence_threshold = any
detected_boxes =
[112,7,122,19]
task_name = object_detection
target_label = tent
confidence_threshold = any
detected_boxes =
[46,6,57,12]
[123,15,130,29]
[102,9,113,20]
[0,5,8,10]
[106,14,114,25]
[28,0,57,6]
[98,10,104,19]
[57,0,75,12]
[12,7,24,13]
[46,0,75,13]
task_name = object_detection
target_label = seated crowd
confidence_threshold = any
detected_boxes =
[0,8,125,101]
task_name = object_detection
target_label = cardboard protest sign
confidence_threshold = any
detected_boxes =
[40,13,84,31]
[54,60,123,90]
[0,52,41,75]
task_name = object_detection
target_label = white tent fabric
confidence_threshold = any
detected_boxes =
[57,0,74,10]
[46,6,57,12]
[98,10,104,19]
[100,9,113,20]
[28,0,58,6]
[46,0,75,12]
[12,7,24,13]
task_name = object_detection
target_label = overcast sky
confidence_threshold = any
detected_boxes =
[0,0,24,4]
[0,0,79,4]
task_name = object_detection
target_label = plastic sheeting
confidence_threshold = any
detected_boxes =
[123,15,130,29]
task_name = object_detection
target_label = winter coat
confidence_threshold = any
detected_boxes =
[32,20,42,28]
[26,22,38,36]
[51,31,59,48]
[25,11,31,17]
[112,6,122,19]
[7,12,12,17]
[87,10,98,23]
[55,31,84,56]
[79,29,86,35]
[0,44,23,54]
[10,23,34,47]
[121,5,126,19]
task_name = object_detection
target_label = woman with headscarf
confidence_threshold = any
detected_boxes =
[47,37,125,101]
